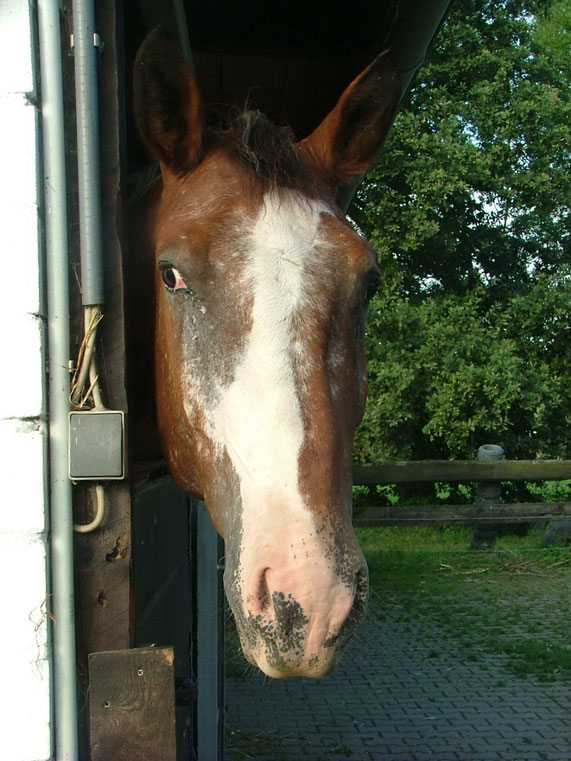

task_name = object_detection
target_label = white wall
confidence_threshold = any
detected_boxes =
[0,1,53,759]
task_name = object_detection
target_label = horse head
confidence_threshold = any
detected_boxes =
[133,27,399,677]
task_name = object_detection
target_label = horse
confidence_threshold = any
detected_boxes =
[130,26,399,678]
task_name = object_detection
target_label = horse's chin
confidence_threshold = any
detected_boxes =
[238,635,340,679]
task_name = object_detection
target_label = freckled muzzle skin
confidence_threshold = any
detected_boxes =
[218,467,370,678]
[225,531,369,678]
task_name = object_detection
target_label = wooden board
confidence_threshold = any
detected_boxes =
[354,502,571,526]
[353,459,571,484]
[89,647,176,761]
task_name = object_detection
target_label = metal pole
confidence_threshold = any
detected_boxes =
[193,500,225,761]
[471,444,504,549]
[72,0,105,306]
[37,1,79,758]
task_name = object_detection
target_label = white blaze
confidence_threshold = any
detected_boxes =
[203,190,337,578]
[212,192,327,496]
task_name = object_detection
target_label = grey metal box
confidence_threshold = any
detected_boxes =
[69,410,125,480]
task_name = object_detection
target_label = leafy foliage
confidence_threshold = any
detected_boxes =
[353,0,570,463]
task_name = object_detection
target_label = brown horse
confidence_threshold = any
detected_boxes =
[131,27,399,678]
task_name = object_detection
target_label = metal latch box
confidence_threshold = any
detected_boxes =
[69,410,125,480]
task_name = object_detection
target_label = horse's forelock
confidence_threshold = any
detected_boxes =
[131,110,320,197]
[223,110,318,195]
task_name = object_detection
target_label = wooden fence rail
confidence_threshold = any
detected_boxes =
[351,459,571,527]
[354,502,571,527]
[352,459,571,484]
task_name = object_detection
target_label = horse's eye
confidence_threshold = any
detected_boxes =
[161,266,187,292]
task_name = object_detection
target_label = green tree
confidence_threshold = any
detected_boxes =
[535,0,570,74]
[354,0,570,463]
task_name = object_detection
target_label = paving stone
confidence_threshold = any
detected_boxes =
[225,616,570,760]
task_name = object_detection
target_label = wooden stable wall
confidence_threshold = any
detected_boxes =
[69,3,193,758]
[89,647,177,761]
[71,0,132,666]
[65,0,142,755]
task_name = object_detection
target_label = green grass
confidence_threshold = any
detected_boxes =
[501,640,571,680]
[359,525,570,682]
[225,726,287,759]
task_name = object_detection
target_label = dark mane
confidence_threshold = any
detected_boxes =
[221,110,318,194]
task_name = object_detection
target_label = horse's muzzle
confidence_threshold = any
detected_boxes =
[229,559,368,678]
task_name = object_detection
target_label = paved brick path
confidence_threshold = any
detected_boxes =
[225,615,569,760]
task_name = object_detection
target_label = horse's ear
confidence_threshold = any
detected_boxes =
[300,51,400,188]
[134,26,204,174]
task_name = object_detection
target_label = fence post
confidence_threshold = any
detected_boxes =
[470,444,504,549]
